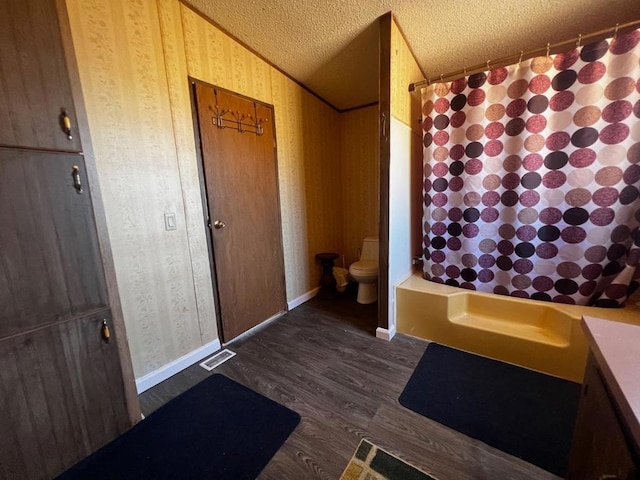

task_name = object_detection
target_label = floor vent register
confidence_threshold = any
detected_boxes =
[199,349,236,371]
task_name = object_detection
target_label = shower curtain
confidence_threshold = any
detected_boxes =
[421,29,640,306]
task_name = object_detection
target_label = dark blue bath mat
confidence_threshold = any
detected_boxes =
[399,343,581,477]
[59,374,300,480]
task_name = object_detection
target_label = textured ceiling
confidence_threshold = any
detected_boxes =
[183,0,640,111]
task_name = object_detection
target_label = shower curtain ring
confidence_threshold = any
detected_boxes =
[613,23,619,40]
[518,50,523,65]
[486,59,491,71]
[576,34,582,48]
[546,43,550,58]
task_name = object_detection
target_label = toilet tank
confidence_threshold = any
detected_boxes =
[360,236,379,261]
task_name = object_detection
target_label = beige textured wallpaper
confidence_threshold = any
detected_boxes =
[156,0,218,345]
[390,19,426,261]
[180,6,272,103]
[269,73,310,296]
[179,4,344,300]
[341,106,380,266]
[65,0,346,378]
[297,87,344,286]
[66,0,216,378]
[391,21,423,131]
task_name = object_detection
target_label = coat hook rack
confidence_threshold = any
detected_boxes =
[211,90,267,136]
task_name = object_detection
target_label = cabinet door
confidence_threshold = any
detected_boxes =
[567,354,637,479]
[0,148,108,338]
[0,0,82,152]
[0,309,129,480]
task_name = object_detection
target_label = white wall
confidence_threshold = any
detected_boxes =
[388,118,422,329]
[386,18,425,334]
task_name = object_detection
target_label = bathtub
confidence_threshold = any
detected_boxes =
[396,272,640,382]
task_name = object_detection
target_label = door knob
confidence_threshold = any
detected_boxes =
[213,220,226,229]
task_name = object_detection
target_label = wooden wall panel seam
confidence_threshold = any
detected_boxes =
[156,0,218,346]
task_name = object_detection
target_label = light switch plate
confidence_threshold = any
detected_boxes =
[164,213,177,231]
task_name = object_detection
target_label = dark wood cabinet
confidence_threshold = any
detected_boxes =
[0,148,108,338]
[567,353,639,480]
[0,0,82,152]
[0,309,129,479]
[0,0,136,478]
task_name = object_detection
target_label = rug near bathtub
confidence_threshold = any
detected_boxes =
[399,343,581,477]
[341,439,438,480]
[58,374,300,480]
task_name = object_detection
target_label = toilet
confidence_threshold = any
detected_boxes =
[349,236,379,304]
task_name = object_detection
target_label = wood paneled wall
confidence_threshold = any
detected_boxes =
[178,4,343,300]
[156,0,217,349]
[390,21,423,131]
[66,0,216,378]
[180,5,272,103]
[341,106,379,266]
[390,18,425,261]
[65,0,346,378]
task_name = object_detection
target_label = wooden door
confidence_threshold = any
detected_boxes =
[0,0,81,152]
[0,149,131,479]
[194,83,286,342]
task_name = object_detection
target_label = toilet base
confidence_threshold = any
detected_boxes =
[356,282,377,304]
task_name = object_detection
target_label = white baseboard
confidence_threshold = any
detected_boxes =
[135,338,222,394]
[287,286,320,310]
[376,325,397,341]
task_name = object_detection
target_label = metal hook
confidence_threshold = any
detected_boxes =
[576,34,582,48]
[486,59,491,71]
[518,50,524,65]
[546,43,551,58]
[440,74,444,83]
[613,23,619,40]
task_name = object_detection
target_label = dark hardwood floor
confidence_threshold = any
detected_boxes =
[139,288,558,480]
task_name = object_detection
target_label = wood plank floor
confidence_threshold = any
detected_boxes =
[139,290,559,480]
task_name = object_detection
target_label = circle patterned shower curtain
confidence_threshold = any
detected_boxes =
[421,29,640,307]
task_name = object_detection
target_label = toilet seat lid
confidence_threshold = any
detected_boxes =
[350,259,378,273]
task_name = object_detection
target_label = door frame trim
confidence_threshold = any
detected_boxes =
[378,13,391,331]
[189,78,224,342]
[188,78,288,343]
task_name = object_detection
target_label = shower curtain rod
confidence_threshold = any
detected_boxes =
[408,19,640,92]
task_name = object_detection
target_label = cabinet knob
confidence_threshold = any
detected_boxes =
[60,109,73,140]
[101,319,111,344]
[71,165,83,194]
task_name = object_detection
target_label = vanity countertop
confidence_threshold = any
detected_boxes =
[582,315,640,453]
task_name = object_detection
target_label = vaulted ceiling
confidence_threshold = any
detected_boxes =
[183,0,640,111]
